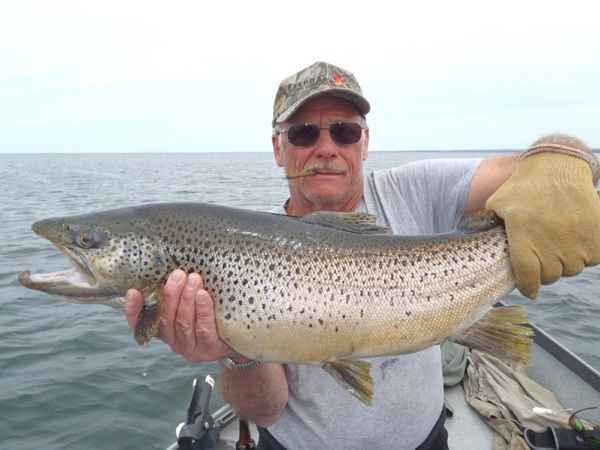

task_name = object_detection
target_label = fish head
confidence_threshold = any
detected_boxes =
[19,208,168,308]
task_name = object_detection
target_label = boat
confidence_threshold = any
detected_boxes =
[163,312,600,450]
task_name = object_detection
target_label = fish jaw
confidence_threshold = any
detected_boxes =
[18,267,127,308]
[18,266,122,306]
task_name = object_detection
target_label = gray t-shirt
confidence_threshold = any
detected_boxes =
[268,158,483,449]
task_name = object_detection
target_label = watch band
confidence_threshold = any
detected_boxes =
[219,357,262,372]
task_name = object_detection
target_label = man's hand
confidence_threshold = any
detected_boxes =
[124,270,240,362]
[486,134,600,299]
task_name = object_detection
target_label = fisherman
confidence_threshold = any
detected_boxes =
[124,61,600,449]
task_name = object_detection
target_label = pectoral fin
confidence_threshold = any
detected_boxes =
[134,289,163,345]
[323,359,374,406]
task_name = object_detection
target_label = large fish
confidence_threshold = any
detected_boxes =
[19,202,532,405]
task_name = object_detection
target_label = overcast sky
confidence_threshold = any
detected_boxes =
[1,0,598,153]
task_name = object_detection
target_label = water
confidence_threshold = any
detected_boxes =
[1,151,599,449]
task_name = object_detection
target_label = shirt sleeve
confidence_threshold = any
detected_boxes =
[363,158,484,234]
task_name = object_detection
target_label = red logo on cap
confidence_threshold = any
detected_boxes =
[333,75,344,87]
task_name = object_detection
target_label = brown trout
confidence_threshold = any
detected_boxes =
[19,203,532,405]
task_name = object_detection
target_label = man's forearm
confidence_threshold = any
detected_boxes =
[219,362,289,427]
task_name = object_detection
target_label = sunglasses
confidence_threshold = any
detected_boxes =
[569,407,600,449]
[279,122,365,147]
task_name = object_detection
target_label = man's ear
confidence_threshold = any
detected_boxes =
[273,133,284,167]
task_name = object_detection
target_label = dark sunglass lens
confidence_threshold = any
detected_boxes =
[288,124,320,146]
[330,122,363,145]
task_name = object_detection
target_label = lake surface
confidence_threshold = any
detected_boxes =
[1,151,598,449]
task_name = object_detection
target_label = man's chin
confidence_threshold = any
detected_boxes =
[303,191,351,209]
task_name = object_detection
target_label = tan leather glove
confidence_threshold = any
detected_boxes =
[486,134,600,299]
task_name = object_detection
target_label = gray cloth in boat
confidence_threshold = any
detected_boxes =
[463,349,598,450]
[441,340,468,387]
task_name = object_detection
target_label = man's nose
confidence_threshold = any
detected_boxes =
[313,130,340,158]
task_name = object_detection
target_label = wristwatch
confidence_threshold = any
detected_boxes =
[219,357,262,372]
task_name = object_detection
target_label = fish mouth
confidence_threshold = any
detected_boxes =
[19,267,90,289]
[18,244,102,302]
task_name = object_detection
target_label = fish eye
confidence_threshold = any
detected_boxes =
[77,232,95,248]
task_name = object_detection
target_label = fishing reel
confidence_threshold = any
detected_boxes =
[166,375,238,450]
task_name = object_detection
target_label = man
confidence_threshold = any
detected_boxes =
[125,61,600,449]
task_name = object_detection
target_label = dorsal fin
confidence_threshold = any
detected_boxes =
[299,211,391,235]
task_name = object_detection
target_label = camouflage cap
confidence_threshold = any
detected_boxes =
[272,61,371,128]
